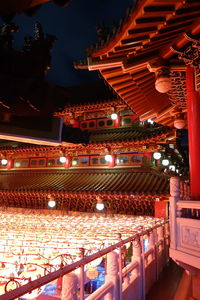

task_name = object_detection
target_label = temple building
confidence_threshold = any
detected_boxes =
[0,97,182,215]
[0,0,199,299]
[74,0,200,299]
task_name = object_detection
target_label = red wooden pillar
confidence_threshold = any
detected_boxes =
[108,154,115,167]
[7,158,13,169]
[186,66,200,200]
[114,115,121,127]
[64,155,71,168]
[154,200,168,218]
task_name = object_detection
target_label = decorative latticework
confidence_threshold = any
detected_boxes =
[195,68,200,92]
[168,71,187,108]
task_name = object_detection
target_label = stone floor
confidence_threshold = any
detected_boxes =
[146,259,184,300]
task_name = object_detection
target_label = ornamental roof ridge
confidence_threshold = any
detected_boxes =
[86,3,135,56]
[55,98,125,114]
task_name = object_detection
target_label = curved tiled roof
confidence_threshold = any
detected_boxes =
[78,0,200,127]
[0,168,169,195]
[89,124,171,143]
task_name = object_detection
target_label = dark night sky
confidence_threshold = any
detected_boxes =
[5,0,133,88]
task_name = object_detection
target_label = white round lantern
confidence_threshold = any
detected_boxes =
[105,154,112,162]
[48,200,56,208]
[1,159,8,165]
[59,156,66,163]
[96,203,104,211]
[110,113,118,120]
[153,152,161,160]
[162,159,169,166]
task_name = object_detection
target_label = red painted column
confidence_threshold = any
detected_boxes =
[108,154,115,168]
[64,155,71,168]
[186,66,200,200]
[114,116,121,127]
[7,158,13,169]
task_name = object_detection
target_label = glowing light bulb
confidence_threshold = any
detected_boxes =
[72,159,78,165]
[48,200,56,208]
[110,113,118,120]
[96,203,104,211]
[1,159,8,166]
[105,154,112,162]
[59,156,66,163]
[162,159,169,166]
[153,152,161,160]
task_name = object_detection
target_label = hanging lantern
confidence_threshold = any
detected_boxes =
[155,67,171,93]
[174,118,185,129]
[153,152,161,160]
[48,200,56,208]
[96,197,104,211]
[162,159,169,166]
[110,113,118,120]
[105,154,112,162]
[59,156,66,163]
[1,159,8,165]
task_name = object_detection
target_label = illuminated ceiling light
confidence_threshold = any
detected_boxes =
[110,113,118,120]
[105,154,112,162]
[162,159,169,166]
[1,159,8,166]
[147,119,154,124]
[96,197,104,211]
[59,156,66,163]
[153,152,161,160]
[169,165,175,171]
[48,200,56,208]
[176,169,179,173]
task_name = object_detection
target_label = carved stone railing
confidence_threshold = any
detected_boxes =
[0,221,169,300]
[169,177,200,272]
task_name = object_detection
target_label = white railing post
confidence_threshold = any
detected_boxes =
[140,236,145,300]
[61,272,78,300]
[148,231,155,262]
[152,228,159,280]
[157,226,165,272]
[164,222,170,263]
[79,248,85,300]
[105,251,119,300]
[169,176,180,250]
[117,233,123,300]
[132,238,143,299]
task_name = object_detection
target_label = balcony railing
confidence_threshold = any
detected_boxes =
[169,177,200,272]
[0,220,169,300]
